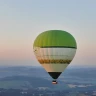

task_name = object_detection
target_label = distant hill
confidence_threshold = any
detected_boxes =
[0,66,96,79]
[0,66,49,78]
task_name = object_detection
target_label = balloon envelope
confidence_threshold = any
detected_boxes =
[33,30,77,79]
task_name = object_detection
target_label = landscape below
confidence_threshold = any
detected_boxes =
[0,66,96,96]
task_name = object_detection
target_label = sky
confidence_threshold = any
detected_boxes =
[0,0,96,67]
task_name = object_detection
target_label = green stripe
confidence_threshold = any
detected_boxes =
[33,30,77,48]
[40,46,77,49]
[42,63,70,64]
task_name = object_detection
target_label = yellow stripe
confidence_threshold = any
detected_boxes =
[38,59,72,64]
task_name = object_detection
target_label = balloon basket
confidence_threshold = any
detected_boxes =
[52,80,58,84]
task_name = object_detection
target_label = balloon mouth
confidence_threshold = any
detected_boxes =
[52,80,58,84]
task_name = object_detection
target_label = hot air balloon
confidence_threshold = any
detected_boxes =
[33,30,77,84]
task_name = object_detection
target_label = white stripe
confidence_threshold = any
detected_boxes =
[34,47,76,60]
[42,64,68,72]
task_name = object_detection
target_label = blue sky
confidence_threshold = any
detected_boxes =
[0,0,96,67]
